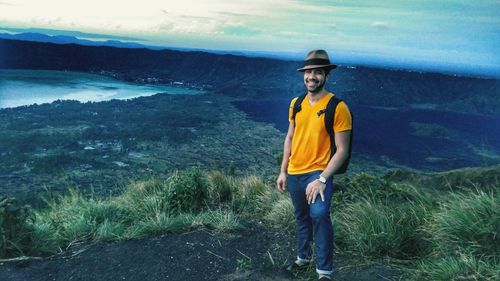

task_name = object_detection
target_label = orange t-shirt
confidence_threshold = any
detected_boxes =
[287,93,352,175]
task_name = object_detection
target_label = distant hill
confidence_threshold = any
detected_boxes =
[0,38,498,114]
[0,38,297,87]
[0,31,278,57]
[0,32,162,50]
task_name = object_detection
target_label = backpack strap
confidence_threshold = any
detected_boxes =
[324,96,353,174]
[291,93,307,125]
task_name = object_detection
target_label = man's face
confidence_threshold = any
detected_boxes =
[303,68,327,94]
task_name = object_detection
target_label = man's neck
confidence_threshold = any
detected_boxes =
[307,89,329,103]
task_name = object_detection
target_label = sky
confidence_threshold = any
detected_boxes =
[0,0,499,76]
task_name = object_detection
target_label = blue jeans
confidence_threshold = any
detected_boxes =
[288,171,334,275]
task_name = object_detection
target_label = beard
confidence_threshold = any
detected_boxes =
[306,79,326,94]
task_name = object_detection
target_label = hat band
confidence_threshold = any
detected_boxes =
[304,58,331,66]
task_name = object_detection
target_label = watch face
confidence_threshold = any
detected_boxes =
[319,176,327,184]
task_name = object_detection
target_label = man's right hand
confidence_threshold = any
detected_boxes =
[276,172,287,192]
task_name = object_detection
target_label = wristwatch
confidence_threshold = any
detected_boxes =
[318,175,327,184]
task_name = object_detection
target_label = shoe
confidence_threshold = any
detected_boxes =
[286,259,310,271]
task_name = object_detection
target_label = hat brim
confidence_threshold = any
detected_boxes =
[297,64,337,72]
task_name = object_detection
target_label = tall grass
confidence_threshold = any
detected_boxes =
[2,169,260,258]
[231,174,267,214]
[427,190,499,260]
[264,197,295,232]
[415,252,500,281]
[207,170,236,204]
[2,166,499,281]
[335,198,430,258]
[411,189,500,280]
[25,168,241,257]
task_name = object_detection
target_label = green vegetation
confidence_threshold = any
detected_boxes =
[1,166,499,280]
[410,122,456,139]
[0,197,34,257]
[0,94,283,202]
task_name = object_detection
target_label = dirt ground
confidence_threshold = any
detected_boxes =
[0,223,404,281]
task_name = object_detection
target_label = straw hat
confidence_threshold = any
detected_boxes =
[297,49,337,72]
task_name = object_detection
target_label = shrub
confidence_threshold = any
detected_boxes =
[337,173,428,206]
[31,153,78,173]
[208,170,235,204]
[385,166,500,193]
[165,167,208,214]
[0,196,34,258]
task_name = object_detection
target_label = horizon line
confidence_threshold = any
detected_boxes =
[1,30,499,80]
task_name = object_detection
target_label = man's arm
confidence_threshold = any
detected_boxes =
[276,122,295,192]
[305,130,351,203]
[320,130,351,179]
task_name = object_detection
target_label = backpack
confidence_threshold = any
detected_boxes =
[291,93,353,174]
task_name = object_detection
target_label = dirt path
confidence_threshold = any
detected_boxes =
[0,224,404,281]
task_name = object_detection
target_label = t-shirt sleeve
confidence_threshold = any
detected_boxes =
[333,101,352,132]
[288,97,298,124]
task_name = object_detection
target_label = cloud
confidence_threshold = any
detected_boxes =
[179,14,214,21]
[158,21,222,35]
[278,31,301,36]
[155,5,263,37]
[222,25,261,36]
[217,11,252,18]
[371,21,390,29]
[157,13,246,36]
[291,0,335,8]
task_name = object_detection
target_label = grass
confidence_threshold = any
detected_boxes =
[20,168,244,255]
[415,252,500,281]
[335,198,430,258]
[1,165,499,281]
[264,197,295,232]
[429,190,499,260]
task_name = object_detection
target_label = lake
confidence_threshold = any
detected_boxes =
[0,69,203,108]
[233,98,500,172]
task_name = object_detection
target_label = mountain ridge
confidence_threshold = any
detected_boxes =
[0,38,499,115]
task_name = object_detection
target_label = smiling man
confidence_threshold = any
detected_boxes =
[276,49,352,281]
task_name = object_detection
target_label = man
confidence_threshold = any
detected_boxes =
[276,50,352,281]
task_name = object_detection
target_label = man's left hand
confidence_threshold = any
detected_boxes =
[305,180,326,204]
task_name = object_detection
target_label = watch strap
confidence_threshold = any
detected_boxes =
[318,175,327,184]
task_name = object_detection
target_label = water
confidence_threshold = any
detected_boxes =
[233,98,500,171]
[0,69,203,108]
